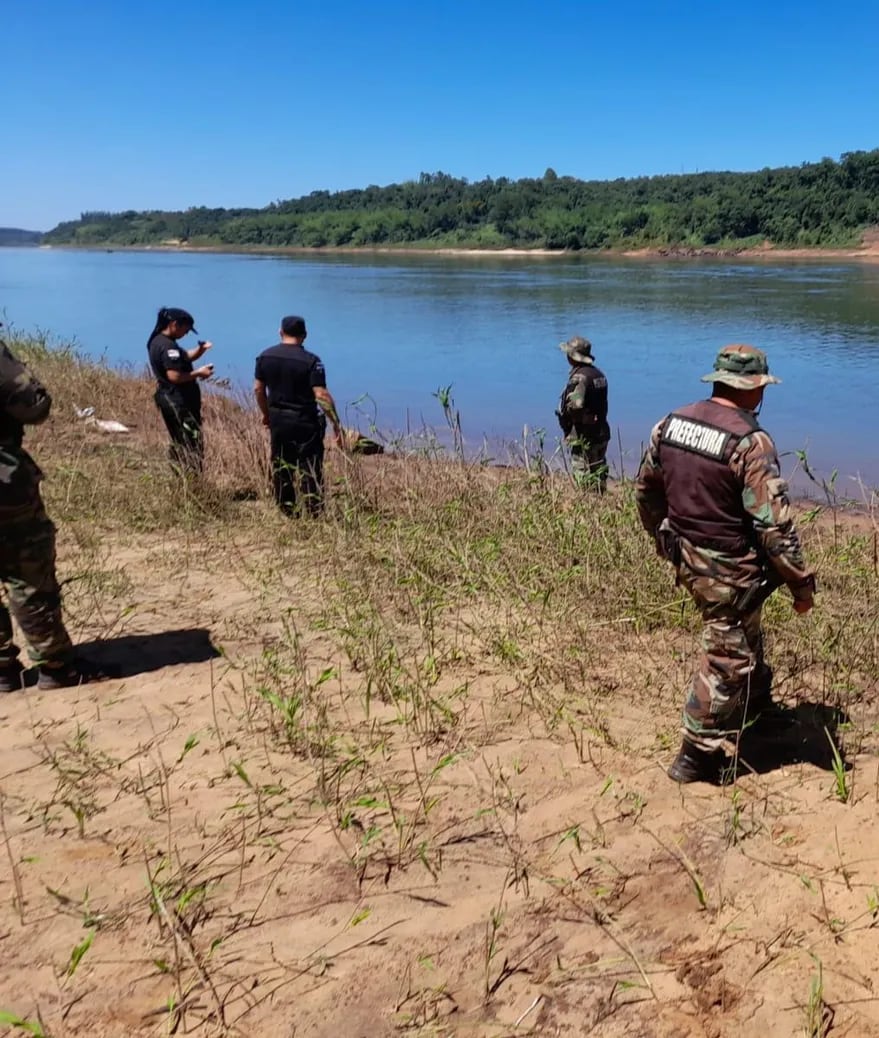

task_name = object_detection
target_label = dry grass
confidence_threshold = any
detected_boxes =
[1,336,879,1037]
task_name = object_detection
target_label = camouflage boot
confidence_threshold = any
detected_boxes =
[668,740,725,784]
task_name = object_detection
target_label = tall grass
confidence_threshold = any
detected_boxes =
[11,330,269,525]
[10,332,878,726]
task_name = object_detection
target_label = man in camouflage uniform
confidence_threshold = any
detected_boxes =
[634,344,815,783]
[0,337,104,691]
[557,336,610,492]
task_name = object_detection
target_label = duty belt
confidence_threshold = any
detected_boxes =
[666,523,750,556]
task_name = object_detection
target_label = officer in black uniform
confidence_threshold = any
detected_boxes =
[253,315,343,515]
[147,307,214,473]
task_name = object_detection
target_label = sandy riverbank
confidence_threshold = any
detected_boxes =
[41,240,879,262]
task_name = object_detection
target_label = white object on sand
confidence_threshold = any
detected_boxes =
[89,418,130,433]
[74,404,130,433]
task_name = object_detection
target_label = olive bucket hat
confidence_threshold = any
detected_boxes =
[560,336,594,364]
[700,344,781,389]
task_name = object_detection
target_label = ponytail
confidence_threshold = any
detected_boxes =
[146,307,171,349]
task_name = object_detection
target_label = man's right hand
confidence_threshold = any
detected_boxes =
[793,595,814,614]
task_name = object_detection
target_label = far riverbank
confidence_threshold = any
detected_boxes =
[40,240,879,263]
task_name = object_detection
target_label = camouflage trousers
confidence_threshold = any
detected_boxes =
[681,598,771,753]
[0,511,74,669]
[569,435,609,492]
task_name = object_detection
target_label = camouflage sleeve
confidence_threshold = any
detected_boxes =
[0,341,52,425]
[732,431,814,597]
[634,419,667,535]
[565,372,587,411]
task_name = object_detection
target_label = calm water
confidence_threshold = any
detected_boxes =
[2,246,879,485]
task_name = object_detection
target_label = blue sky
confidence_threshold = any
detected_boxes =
[4,0,878,230]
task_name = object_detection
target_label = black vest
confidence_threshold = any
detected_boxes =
[559,363,609,423]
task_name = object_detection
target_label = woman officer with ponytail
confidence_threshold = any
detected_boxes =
[147,307,214,473]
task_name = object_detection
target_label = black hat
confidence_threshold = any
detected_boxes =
[161,307,198,335]
[281,315,307,338]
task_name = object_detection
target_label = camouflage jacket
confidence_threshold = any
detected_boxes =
[557,363,609,436]
[0,340,51,520]
[634,412,814,603]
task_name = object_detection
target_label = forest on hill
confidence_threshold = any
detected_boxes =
[0,227,42,245]
[44,149,879,251]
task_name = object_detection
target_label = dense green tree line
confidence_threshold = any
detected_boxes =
[44,150,879,250]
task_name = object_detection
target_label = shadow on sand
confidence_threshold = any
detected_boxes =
[23,628,220,687]
[77,628,221,679]
[735,701,850,777]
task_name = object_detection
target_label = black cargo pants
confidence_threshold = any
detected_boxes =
[154,389,203,474]
[268,414,325,516]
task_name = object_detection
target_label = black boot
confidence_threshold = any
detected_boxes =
[0,661,24,693]
[742,666,787,725]
[745,697,790,729]
[739,689,792,737]
[668,740,724,784]
[37,657,118,691]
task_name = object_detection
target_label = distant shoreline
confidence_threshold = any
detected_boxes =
[39,241,879,263]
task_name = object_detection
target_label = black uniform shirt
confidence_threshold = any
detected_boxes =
[254,344,326,427]
[148,333,199,404]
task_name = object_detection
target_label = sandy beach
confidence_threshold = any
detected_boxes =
[41,237,879,263]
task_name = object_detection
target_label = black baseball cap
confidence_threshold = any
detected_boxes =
[161,307,198,335]
[281,315,307,337]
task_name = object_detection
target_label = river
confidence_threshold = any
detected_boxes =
[1,246,878,488]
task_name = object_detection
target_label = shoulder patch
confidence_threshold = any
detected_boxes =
[661,415,729,459]
[166,349,180,359]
